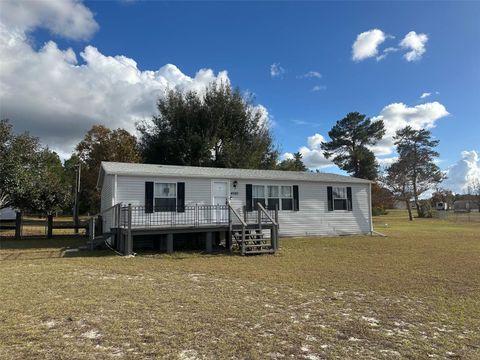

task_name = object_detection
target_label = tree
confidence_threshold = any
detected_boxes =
[383,159,415,221]
[394,126,445,217]
[277,152,307,171]
[0,119,71,215]
[72,125,142,214]
[321,112,385,180]
[33,150,71,215]
[138,83,278,169]
[371,182,395,210]
[0,119,43,211]
[430,188,454,209]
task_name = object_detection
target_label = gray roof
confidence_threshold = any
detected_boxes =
[98,161,372,186]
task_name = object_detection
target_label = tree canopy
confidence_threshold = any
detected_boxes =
[321,112,385,180]
[277,152,307,171]
[0,119,70,214]
[138,83,278,169]
[393,126,445,217]
[72,124,142,214]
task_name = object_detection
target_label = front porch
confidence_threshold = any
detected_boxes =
[88,203,279,256]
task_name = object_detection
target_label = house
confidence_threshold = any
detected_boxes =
[0,207,17,220]
[95,162,373,255]
[453,199,479,213]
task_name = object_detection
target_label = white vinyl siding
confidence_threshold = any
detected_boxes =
[107,175,371,237]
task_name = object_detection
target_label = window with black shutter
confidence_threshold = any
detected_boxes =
[145,182,154,213]
[293,185,299,211]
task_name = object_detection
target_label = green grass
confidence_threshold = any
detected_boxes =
[0,210,479,359]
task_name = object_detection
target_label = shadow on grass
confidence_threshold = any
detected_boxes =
[0,236,119,261]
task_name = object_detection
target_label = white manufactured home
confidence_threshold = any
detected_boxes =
[95,162,373,255]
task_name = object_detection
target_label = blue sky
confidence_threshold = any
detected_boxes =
[0,1,479,192]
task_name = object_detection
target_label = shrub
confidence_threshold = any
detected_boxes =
[372,207,389,216]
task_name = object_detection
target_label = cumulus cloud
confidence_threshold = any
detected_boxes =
[0,1,271,158]
[270,63,285,78]
[283,133,333,169]
[297,71,322,79]
[352,29,386,61]
[370,101,449,157]
[0,0,98,40]
[400,31,428,62]
[442,151,480,194]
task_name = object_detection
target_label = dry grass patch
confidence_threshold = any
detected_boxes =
[0,210,479,359]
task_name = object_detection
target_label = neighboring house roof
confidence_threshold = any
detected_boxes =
[97,161,372,188]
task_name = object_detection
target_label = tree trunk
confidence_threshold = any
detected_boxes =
[405,199,413,221]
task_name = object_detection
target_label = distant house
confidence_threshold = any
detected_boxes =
[454,200,479,212]
[95,162,373,255]
[0,207,16,220]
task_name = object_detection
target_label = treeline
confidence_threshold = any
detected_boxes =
[1,81,447,220]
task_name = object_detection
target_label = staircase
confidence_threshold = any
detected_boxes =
[231,228,275,255]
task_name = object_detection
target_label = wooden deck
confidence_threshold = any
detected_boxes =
[89,203,279,256]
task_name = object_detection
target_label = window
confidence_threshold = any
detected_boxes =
[281,186,293,210]
[333,186,347,210]
[250,185,294,211]
[267,186,279,210]
[154,183,176,211]
[252,185,265,209]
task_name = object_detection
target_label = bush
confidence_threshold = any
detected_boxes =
[372,207,389,216]
[418,203,433,218]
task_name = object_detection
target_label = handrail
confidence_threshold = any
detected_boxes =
[228,202,247,227]
[256,203,278,226]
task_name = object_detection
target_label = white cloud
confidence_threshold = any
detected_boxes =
[420,92,431,99]
[369,102,449,156]
[376,46,399,61]
[311,85,326,92]
[0,0,98,40]
[283,133,334,169]
[442,151,480,194]
[400,31,428,62]
[352,29,386,61]
[0,4,269,157]
[270,63,285,78]
[297,71,322,79]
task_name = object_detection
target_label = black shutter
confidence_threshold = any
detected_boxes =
[177,182,185,213]
[347,186,352,211]
[327,186,333,211]
[293,185,299,211]
[145,182,154,213]
[246,184,253,211]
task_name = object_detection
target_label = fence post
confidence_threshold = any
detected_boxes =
[47,214,53,238]
[14,211,22,239]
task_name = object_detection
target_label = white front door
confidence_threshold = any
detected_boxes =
[212,181,229,222]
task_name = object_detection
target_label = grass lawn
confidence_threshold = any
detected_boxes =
[0,210,479,359]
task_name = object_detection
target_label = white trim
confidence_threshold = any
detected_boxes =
[211,179,230,205]
[113,174,118,206]
[368,182,373,233]
[153,181,178,212]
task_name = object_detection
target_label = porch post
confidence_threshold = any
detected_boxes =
[206,232,213,254]
[166,233,173,254]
